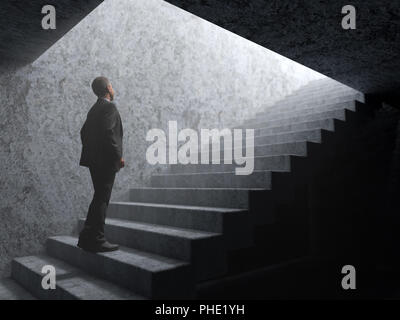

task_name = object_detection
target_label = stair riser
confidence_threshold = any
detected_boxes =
[166,155,291,174]
[197,130,322,153]
[128,188,274,225]
[159,142,308,170]
[0,279,36,300]
[291,81,353,93]
[281,88,359,101]
[276,84,359,97]
[11,260,77,300]
[271,93,363,110]
[263,93,363,113]
[129,188,264,209]
[77,219,207,262]
[107,203,254,247]
[237,109,346,130]
[108,203,225,233]
[78,220,228,281]
[151,171,272,189]
[255,119,335,137]
[245,101,356,125]
[46,238,194,299]
[281,88,354,101]
[235,141,308,157]
[256,129,323,145]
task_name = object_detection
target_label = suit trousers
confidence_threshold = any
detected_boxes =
[78,166,116,245]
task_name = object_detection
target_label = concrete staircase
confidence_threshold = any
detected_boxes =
[1,78,376,299]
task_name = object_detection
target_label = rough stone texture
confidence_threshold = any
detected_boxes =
[0,278,36,300]
[0,0,322,277]
[164,0,400,103]
[3,1,400,103]
[0,0,104,65]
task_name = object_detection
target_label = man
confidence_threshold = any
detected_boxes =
[77,76,124,252]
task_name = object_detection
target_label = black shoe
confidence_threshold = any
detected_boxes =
[78,241,119,253]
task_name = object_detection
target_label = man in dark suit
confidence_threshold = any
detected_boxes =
[77,76,124,252]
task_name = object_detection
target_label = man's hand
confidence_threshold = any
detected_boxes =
[120,158,125,169]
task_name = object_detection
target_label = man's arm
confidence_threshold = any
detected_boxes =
[103,104,123,163]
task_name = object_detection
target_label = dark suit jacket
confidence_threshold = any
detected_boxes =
[79,97,123,172]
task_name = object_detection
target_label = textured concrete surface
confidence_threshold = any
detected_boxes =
[78,218,228,280]
[3,1,399,103]
[0,0,322,277]
[0,0,104,65]
[3,1,400,101]
[46,236,195,299]
[12,254,144,300]
[5,77,400,299]
[107,201,249,234]
[0,278,36,300]
[129,187,260,209]
[164,0,400,103]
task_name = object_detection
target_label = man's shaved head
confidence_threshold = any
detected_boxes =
[91,76,111,98]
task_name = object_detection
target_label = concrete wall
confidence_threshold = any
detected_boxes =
[0,0,323,277]
[164,0,400,104]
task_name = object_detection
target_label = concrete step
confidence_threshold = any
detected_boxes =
[129,187,268,209]
[272,85,360,97]
[243,100,357,126]
[254,129,322,145]
[237,108,347,130]
[166,142,309,166]
[167,155,293,174]
[108,201,251,233]
[12,255,145,300]
[198,129,322,153]
[46,236,195,299]
[0,278,36,300]
[280,88,353,102]
[151,170,280,189]
[255,118,335,137]
[271,92,363,110]
[107,201,256,250]
[256,94,362,118]
[78,218,229,281]
[281,88,360,101]
[278,81,358,98]
[274,81,354,97]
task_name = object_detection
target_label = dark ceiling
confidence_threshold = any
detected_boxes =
[164,0,400,104]
[1,0,399,104]
[0,0,103,65]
